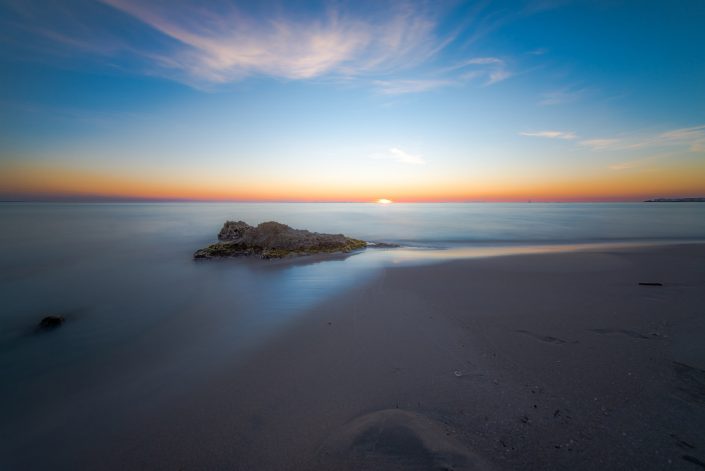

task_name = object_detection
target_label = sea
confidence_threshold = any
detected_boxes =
[1,202,704,467]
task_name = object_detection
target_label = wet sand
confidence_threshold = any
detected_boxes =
[5,243,705,470]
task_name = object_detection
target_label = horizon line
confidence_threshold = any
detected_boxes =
[2,197,702,204]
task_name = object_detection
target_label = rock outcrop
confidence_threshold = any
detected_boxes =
[194,220,368,259]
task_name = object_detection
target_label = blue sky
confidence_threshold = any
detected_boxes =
[1,0,704,201]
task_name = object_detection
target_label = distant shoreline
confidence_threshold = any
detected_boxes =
[2,199,705,204]
[643,197,705,202]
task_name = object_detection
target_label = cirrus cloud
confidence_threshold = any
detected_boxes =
[100,0,452,87]
[370,147,426,165]
[579,125,705,151]
[519,130,577,140]
[2,0,521,92]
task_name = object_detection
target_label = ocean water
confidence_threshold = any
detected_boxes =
[1,202,704,467]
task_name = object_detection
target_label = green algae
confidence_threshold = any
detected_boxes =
[194,233,368,260]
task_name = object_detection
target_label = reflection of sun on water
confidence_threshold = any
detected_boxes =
[376,198,393,205]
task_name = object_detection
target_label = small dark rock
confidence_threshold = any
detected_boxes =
[38,315,65,330]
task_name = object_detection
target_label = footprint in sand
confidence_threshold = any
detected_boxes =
[515,329,570,345]
[317,409,493,471]
[682,454,705,469]
[673,361,705,406]
[588,328,652,340]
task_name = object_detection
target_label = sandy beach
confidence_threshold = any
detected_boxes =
[11,242,695,470]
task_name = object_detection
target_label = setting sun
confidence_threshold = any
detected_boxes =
[376,198,393,205]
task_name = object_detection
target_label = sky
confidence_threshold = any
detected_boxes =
[0,0,704,202]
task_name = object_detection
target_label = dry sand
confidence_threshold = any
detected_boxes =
[29,244,705,469]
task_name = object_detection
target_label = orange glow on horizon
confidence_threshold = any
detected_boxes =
[1,162,704,203]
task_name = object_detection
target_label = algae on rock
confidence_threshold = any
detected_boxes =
[194,220,367,259]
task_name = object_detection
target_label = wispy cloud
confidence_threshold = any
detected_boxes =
[464,57,503,66]
[1,0,454,88]
[373,79,455,95]
[444,56,512,86]
[608,154,667,171]
[519,130,577,140]
[371,147,426,165]
[527,48,547,56]
[3,1,522,92]
[580,125,705,151]
[518,124,705,153]
[660,125,705,144]
[374,55,511,94]
[608,159,650,171]
[487,68,512,84]
[578,138,621,150]
[96,0,455,87]
[538,87,587,106]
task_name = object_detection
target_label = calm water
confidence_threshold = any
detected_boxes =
[1,202,704,467]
